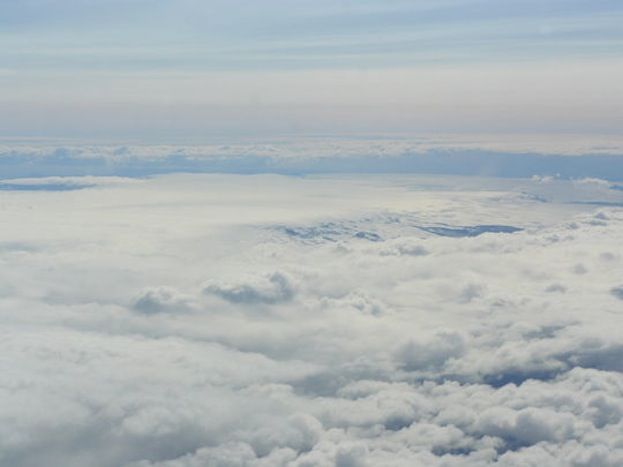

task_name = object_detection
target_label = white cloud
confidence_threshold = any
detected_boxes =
[0,173,622,466]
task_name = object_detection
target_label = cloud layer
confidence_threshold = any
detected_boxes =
[2,137,623,181]
[0,174,622,466]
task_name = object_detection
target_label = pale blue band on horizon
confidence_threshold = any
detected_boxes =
[2,149,623,181]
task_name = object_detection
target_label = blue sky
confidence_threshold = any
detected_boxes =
[1,0,622,140]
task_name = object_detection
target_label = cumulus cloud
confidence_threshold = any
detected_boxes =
[203,272,296,305]
[396,332,466,371]
[0,173,622,466]
[132,286,196,314]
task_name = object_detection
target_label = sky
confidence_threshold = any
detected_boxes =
[2,3,623,464]
[1,0,622,140]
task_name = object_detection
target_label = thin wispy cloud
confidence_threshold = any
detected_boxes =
[1,0,622,139]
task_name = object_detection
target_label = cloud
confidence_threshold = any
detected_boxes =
[202,272,296,305]
[3,137,623,180]
[0,173,622,466]
[132,286,195,314]
[396,332,466,371]
[0,176,137,191]
[379,239,430,257]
